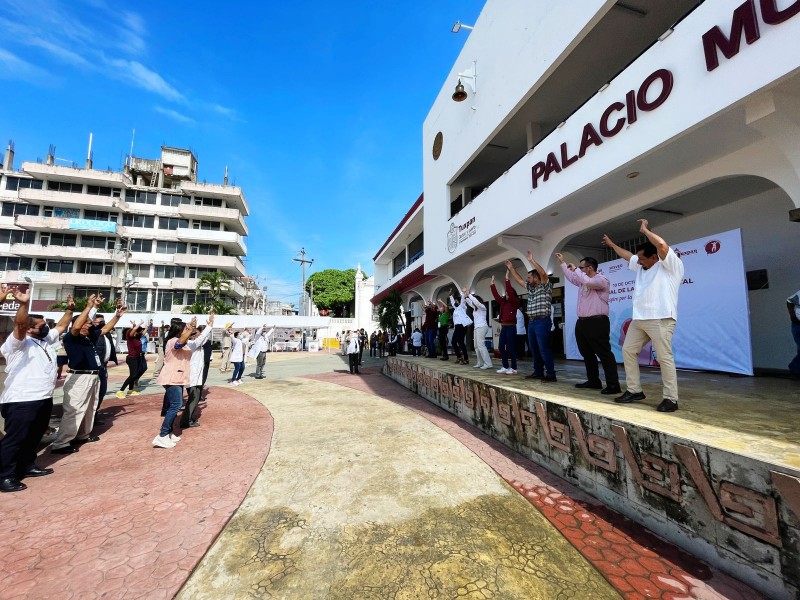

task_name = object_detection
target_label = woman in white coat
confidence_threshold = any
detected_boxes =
[465,290,493,369]
[229,331,245,384]
[180,316,214,428]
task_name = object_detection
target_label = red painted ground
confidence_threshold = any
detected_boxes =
[0,386,272,600]
[306,367,762,600]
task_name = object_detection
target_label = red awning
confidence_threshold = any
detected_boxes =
[371,263,436,305]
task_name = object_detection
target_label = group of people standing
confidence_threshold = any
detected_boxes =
[218,323,275,383]
[413,220,685,413]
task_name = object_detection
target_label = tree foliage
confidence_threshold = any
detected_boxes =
[182,300,237,315]
[306,269,357,317]
[195,272,231,303]
[50,296,116,312]
[378,291,403,334]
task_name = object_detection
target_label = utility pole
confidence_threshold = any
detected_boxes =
[293,248,314,316]
[113,238,132,307]
[309,281,314,316]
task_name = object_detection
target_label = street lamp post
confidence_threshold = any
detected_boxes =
[153,281,159,312]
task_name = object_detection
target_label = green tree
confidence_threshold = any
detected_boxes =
[378,291,403,334]
[195,272,231,303]
[306,269,357,317]
[50,296,116,312]
[182,300,238,315]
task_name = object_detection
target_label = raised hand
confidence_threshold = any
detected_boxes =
[601,234,613,247]
[638,218,649,233]
[65,294,75,311]
[207,313,215,326]
[86,294,97,307]
[505,269,510,281]
[5,285,30,303]
[504,259,513,270]
[526,250,534,262]
[491,274,495,285]
[555,253,564,263]
[95,294,105,307]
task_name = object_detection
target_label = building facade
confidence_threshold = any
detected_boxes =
[0,143,249,312]
[375,0,800,372]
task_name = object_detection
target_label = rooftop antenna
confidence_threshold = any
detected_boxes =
[86,132,93,169]
[129,128,135,162]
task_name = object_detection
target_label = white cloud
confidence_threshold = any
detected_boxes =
[109,58,184,102]
[0,47,51,82]
[154,106,196,125]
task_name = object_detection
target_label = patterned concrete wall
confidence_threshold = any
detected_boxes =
[384,358,800,599]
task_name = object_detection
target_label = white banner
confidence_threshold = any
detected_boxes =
[564,229,752,375]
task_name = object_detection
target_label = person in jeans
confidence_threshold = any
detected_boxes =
[153,316,197,448]
[249,324,274,379]
[491,272,521,374]
[410,328,423,357]
[465,291,493,369]
[449,288,472,365]
[180,317,214,430]
[117,323,145,398]
[421,300,439,358]
[229,331,245,385]
[508,253,556,382]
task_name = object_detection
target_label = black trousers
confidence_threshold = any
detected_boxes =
[348,352,360,373]
[575,316,619,386]
[202,361,211,386]
[120,355,140,391]
[438,326,449,359]
[452,325,467,360]
[0,398,53,479]
[95,366,108,413]
[181,385,202,427]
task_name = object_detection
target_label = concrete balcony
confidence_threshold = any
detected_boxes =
[178,204,247,235]
[176,254,246,277]
[8,243,111,259]
[176,228,246,255]
[13,214,118,235]
[21,162,125,185]
[117,226,179,241]
[18,187,120,211]
[179,181,249,216]
[5,270,116,287]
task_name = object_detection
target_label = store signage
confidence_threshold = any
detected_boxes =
[531,0,800,190]
[531,69,673,189]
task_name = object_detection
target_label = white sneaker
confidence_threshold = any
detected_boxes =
[497,368,509,374]
[480,365,493,370]
[506,369,518,375]
[152,435,175,449]
[169,434,181,442]
[473,364,482,368]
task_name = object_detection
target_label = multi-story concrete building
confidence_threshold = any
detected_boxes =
[0,142,249,312]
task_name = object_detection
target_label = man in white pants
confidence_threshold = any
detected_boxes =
[602,219,684,412]
[249,325,274,379]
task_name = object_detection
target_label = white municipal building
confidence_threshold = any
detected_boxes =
[373,0,800,374]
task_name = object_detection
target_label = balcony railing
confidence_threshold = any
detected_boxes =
[19,187,120,210]
[179,181,249,215]
[178,204,247,235]
[175,228,246,255]
[21,162,125,184]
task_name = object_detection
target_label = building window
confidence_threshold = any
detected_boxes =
[41,233,77,247]
[128,239,153,253]
[191,220,221,231]
[158,217,189,230]
[1,203,39,217]
[80,235,115,250]
[156,241,187,254]
[0,229,35,244]
[122,214,155,228]
[155,291,181,311]
[190,243,219,256]
[127,263,150,277]
[79,261,113,275]
[187,267,218,278]
[5,177,43,191]
[192,196,223,208]
[160,193,184,206]
[36,259,74,273]
[408,233,424,265]
[126,290,148,311]
[83,210,118,222]
[86,185,121,197]
[186,291,212,304]
[0,257,32,270]
[47,181,83,194]
[154,265,186,278]
[74,287,112,300]
[125,190,157,204]
[393,252,407,277]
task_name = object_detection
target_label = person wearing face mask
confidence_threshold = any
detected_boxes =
[90,297,125,422]
[50,294,114,454]
[0,286,75,493]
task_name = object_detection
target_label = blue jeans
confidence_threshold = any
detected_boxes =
[790,322,800,374]
[231,361,245,381]
[159,385,183,437]
[424,329,437,358]
[527,317,555,377]
[499,325,517,370]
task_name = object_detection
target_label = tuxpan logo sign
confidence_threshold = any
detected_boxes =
[447,217,477,254]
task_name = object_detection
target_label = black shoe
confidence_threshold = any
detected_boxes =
[439,357,449,361]
[575,381,602,389]
[601,385,622,395]
[542,375,557,383]
[614,391,646,404]
[189,420,201,428]
[22,465,54,478]
[0,477,27,493]
[74,435,100,444]
[657,399,679,412]
[525,373,545,380]
[51,445,79,454]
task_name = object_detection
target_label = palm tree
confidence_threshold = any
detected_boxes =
[196,272,231,303]
[378,291,404,334]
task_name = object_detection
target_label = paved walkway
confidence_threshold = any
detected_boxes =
[0,351,763,599]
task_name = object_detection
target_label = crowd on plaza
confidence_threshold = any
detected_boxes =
[0,285,277,493]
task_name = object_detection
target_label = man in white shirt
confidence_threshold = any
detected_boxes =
[0,286,75,493]
[249,324,274,379]
[180,316,214,429]
[602,219,685,412]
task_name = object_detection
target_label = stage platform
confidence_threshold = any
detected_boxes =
[383,355,800,600]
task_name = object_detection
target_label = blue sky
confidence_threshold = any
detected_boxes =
[0,0,484,306]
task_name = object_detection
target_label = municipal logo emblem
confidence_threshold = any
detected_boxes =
[447,223,458,253]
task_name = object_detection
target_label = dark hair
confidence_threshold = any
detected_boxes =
[582,257,599,270]
[197,325,206,332]
[473,295,484,304]
[165,321,185,344]
[27,314,45,327]
[636,242,658,258]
